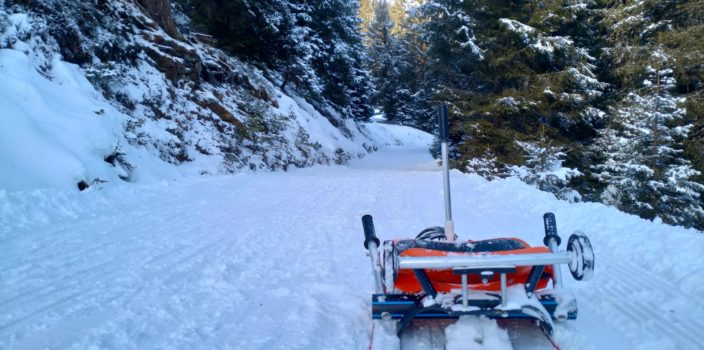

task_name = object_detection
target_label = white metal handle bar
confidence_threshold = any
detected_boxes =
[398,251,572,270]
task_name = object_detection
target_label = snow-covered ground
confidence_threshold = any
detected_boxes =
[1,123,703,349]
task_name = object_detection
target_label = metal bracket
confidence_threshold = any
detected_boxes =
[525,265,545,297]
[452,266,516,308]
[413,269,437,299]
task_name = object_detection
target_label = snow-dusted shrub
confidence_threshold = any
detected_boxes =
[466,152,503,181]
[512,141,582,202]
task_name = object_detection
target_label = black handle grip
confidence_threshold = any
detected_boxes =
[362,215,380,249]
[543,212,561,247]
[437,104,449,142]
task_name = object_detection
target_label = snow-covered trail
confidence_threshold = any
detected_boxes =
[1,124,703,349]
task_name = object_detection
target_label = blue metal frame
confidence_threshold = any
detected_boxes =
[372,292,577,335]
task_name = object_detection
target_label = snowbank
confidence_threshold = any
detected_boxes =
[0,48,163,190]
[0,5,402,193]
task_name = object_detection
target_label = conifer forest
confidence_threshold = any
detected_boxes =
[181,0,704,230]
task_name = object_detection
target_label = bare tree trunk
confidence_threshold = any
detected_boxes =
[137,0,182,39]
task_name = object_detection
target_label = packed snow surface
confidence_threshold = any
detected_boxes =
[444,316,512,350]
[1,123,704,349]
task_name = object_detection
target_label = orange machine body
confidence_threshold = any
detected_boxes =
[394,238,554,293]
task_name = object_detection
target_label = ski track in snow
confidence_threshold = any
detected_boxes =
[1,124,703,350]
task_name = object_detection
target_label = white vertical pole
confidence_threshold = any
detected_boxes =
[441,141,455,241]
[500,273,507,307]
[461,273,468,308]
[438,104,455,241]
[368,243,384,294]
[547,239,564,290]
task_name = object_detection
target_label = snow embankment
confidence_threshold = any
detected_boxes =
[0,44,174,190]
[0,6,401,193]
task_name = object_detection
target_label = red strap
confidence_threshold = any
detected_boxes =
[546,334,561,350]
[367,318,376,350]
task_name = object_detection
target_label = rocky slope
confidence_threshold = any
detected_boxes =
[0,0,384,191]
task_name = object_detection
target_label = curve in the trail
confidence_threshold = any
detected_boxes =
[0,123,702,350]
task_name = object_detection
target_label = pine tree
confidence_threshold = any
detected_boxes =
[412,0,483,88]
[367,0,400,122]
[590,48,704,228]
[514,122,582,201]
[308,0,374,120]
[585,0,704,229]
[407,0,607,178]
[383,0,484,132]
[190,0,286,65]
[277,2,320,95]
[190,0,373,121]
[393,0,437,131]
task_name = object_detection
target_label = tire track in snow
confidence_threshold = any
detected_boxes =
[577,253,704,349]
[0,260,119,310]
[3,135,703,349]
[0,264,124,338]
[600,255,704,304]
[0,195,243,347]
[0,288,100,333]
[0,225,164,313]
[601,262,704,341]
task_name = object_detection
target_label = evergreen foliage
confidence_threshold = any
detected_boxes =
[590,49,704,227]
[362,0,704,229]
[407,0,607,180]
[186,0,373,121]
[590,0,704,228]
[366,0,408,124]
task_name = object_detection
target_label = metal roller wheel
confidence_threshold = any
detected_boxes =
[567,231,595,281]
